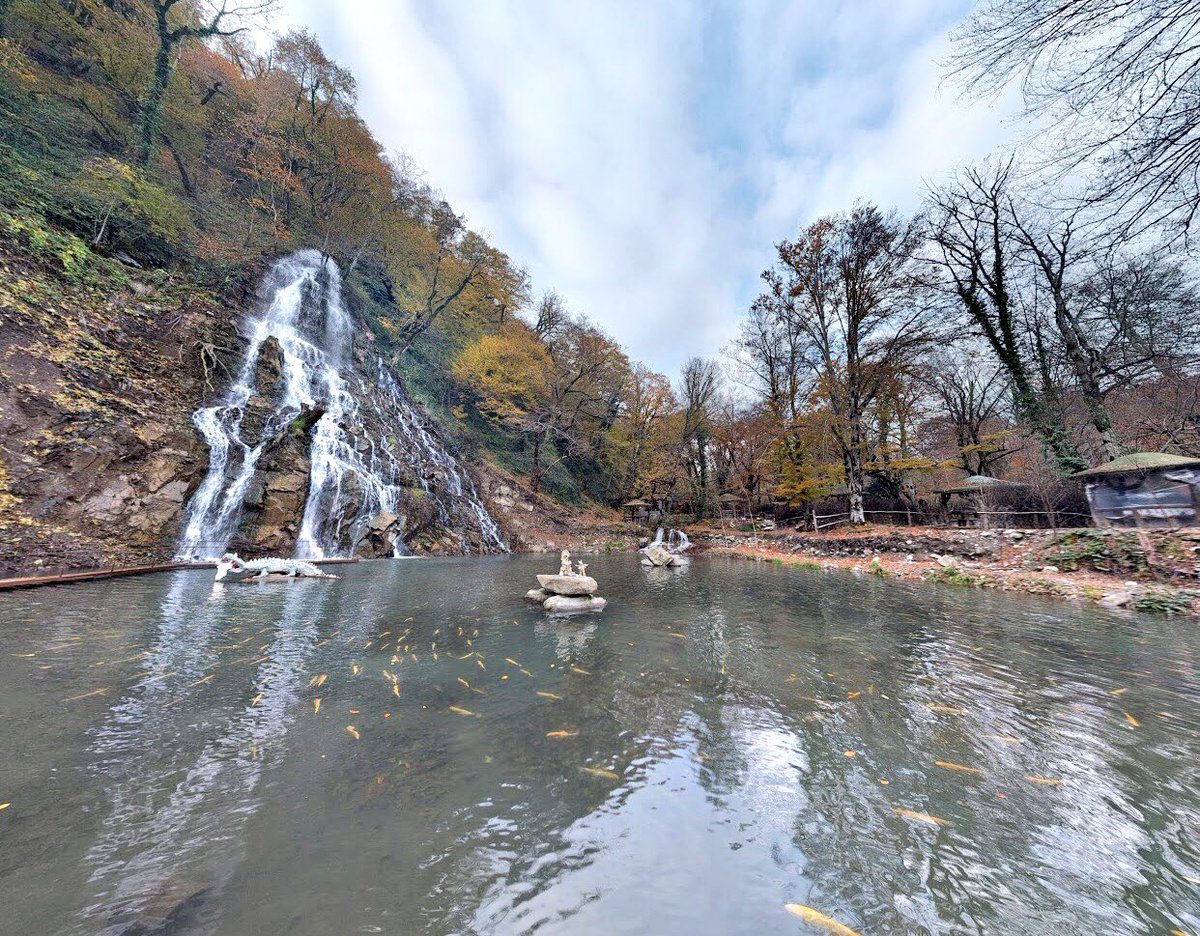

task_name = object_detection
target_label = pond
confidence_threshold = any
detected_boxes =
[1,555,1198,935]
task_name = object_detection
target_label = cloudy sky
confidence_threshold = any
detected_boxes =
[275,0,1027,375]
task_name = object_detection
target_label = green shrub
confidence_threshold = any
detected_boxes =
[1129,589,1194,615]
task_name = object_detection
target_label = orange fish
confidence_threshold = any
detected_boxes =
[346,725,360,740]
[783,903,861,935]
[1025,775,1064,785]
[935,760,982,775]
[546,730,578,738]
[537,691,563,700]
[449,705,479,718]
[892,807,951,827]
[1123,711,1139,727]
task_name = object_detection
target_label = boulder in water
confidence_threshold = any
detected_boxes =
[525,588,550,602]
[544,594,607,613]
[535,574,598,596]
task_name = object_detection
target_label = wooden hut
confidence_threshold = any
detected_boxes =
[1073,453,1200,529]
[623,498,650,522]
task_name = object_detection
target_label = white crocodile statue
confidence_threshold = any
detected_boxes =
[214,552,337,582]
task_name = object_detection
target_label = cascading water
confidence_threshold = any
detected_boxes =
[176,250,505,560]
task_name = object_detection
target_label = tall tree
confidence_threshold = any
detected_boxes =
[925,163,1087,473]
[139,1,274,166]
[760,206,932,523]
[679,357,721,520]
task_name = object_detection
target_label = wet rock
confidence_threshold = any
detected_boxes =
[536,574,598,596]
[543,594,607,613]
[1099,591,1133,608]
[525,588,550,602]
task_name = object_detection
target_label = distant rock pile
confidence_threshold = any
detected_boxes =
[639,527,691,568]
[526,549,608,613]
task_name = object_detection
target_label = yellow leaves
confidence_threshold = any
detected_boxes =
[346,725,360,740]
[934,760,983,775]
[62,687,108,702]
[546,730,578,739]
[783,904,861,935]
[892,807,951,827]
[449,705,480,718]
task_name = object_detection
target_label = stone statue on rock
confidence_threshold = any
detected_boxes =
[526,553,607,613]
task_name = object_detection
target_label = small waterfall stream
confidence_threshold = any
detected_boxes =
[176,250,505,560]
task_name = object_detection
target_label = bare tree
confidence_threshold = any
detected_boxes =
[952,0,1200,237]
[927,349,1017,476]
[925,162,1087,473]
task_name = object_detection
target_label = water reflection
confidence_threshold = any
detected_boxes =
[0,556,1196,935]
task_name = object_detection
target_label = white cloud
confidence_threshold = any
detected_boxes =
[274,0,1030,375]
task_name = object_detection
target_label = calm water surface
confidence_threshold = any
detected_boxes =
[1,555,1198,935]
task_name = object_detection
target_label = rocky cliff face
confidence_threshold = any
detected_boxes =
[0,244,506,576]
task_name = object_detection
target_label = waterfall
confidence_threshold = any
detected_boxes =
[176,250,505,560]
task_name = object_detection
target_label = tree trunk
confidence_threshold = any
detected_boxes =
[529,434,543,494]
[140,27,174,166]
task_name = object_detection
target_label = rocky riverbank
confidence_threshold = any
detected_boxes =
[696,524,1200,616]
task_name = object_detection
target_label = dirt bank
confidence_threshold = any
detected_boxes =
[694,524,1199,616]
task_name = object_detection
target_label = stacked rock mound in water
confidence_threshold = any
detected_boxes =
[638,527,691,568]
[525,549,608,613]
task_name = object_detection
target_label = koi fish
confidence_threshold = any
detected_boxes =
[392,684,401,699]
[1123,711,1139,727]
[449,705,479,717]
[251,693,263,706]
[570,666,591,675]
[546,730,578,738]
[1110,688,1127,696]
[505,657,521,667]
[346,725,360,740]
[313,698,321,714]
[580,766,620,780]
[892,807,951,827]
[926,704,964,714]
[537,691,563,700]
[1025,775,1063,785]
[935,760,982,774]
[783,903,861,935]
[984,734,1023,744]
[669,632,686,639]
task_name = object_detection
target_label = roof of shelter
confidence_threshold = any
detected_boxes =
[1073,452,1200,478]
